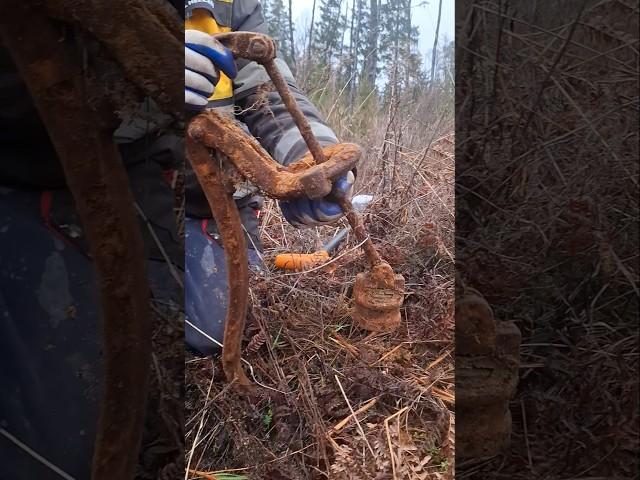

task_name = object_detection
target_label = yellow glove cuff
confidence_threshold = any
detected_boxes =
[185,9,233,103]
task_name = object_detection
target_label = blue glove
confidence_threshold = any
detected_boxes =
[185,30,237,110]
[280,171,355,227]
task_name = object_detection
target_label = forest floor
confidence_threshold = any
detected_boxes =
[184,89,455,479]
[455,1,639,478]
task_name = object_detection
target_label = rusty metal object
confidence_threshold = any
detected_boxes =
[188,110,360,200]
[352,262,405,332]
[456,289,521,459]
[216,32,328,165]
[188,32,406,388]
[216,32,406,331]
[214,31,277,62]
[337,198,383,268]
[339,199,405,332]
[43,0,183,118]
[185,135,253,391]
[0,1,182,478]
[186,120,357,389]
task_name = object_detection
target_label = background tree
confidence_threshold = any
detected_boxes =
[262,0,295,66]
[362,0,379,88]
[285,0,452,122]
[313,0,347,67]
[288,0,296,72]
[430,0,443,86]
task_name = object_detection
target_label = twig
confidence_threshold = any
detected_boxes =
[0,428,75,480]
[185,371,215,479]
[373,342,409,365]
[424,349,451,372]
[384,406,410,480]
[518,0,589,135]
[328,398,378,434]
[334,374,375,457]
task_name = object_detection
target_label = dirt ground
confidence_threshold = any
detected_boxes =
[455,1,638,477]
[184,125,455,479]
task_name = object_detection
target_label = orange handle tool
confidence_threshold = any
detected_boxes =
[274,251,330,271]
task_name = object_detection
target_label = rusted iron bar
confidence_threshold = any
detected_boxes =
[215,32,383,269]
[215,32,328,165]
[189,110,360,200]
[262,60,328,166]
[187,110,359,389]
[188,31,406,385]
[185,134,252,391]
[337,199,383,268]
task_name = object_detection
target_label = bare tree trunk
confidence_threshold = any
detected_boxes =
[339,0,348,62]
[364,0,378,86]
[288,0,296,73]
[307,0,316,67]
[405,0,412,89]
[330,0,345,65]
[348,0,356,108]
[354,1,363,69]
[381,34,400,194]
[430,0,443,85]
[392,1,400,93]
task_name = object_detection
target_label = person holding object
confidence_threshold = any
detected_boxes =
[184,0,356,355]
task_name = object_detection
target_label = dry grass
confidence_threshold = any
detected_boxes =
[456,0,638,477]
[184,78,455,479]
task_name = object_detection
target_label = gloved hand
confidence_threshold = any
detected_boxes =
[279,170,355,227]
[185,30,237,110]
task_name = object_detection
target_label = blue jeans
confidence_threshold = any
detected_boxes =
[184,215,262,356]
[0,183,180,479]
[0,189,102,478]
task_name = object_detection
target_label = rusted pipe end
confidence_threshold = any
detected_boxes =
[215,31,277,63]
[352,262,405,332]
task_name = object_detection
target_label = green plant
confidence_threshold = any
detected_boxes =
[271,327,286,349]
[262,407,273,430]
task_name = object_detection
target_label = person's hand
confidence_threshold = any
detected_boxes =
[185,30,237,110]
[279,171,355,227]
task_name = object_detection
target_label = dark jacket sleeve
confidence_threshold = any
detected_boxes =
[231,0,338,165]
